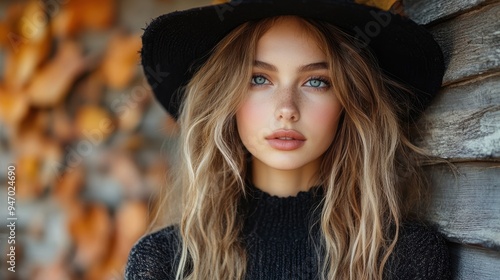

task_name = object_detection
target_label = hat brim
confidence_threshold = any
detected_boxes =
[141,1,444,121]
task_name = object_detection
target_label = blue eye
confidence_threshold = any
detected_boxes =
[305,78,330,88]
[251,75,270,85]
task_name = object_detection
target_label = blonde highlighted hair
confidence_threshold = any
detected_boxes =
[149,16,427,280]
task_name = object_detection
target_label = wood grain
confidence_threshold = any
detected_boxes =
[428,2,500,85]
[403,0,494,25]
[425,163,500,250]
[449,243,500,279]
[414,74,500,159]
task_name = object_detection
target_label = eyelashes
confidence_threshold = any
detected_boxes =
[250,75,271,86]
[250,74,332,91]
[303,77,331,88]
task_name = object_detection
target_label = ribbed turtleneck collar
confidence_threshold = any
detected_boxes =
[241,183,324,242]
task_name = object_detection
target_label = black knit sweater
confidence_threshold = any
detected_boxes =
[125,184,451,279]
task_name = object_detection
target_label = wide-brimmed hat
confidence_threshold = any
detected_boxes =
[141,0,445,121]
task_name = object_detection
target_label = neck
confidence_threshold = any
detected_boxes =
[251,157,321,197]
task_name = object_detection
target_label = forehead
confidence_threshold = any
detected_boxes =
[255,17,327,61]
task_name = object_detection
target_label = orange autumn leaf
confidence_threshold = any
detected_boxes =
[100,32,142,89]
[30,257,72,280]
[0,20,8,48]
[52,0,116,37]
[3,0,52,89]
[53,167,85,205]
[74,105,115,141]
[68,203,112,269]
[51,106,75,143]
[112,201,148,265]
[71,72,105,105]
[0,2,25,47]
[26,41,87,107]
[86,200,149,280]
[0,85,29,127]
[39,139,64,189]
[4,37,51,89]
[16,108,50,137]
[354,0,398,11]
[12,135,53,198]
[11,125,63,198]
[16,155,42,199]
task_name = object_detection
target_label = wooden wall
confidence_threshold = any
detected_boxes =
[404,0,500,278]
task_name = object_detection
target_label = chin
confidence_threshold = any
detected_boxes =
[258,156,321,171]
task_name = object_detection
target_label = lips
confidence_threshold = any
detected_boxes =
[265,129,306,151]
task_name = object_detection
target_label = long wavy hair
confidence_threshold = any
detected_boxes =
[149,16,428,280]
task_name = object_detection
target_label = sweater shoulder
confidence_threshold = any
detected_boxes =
[386,222,452,280]
[124,224,181,280]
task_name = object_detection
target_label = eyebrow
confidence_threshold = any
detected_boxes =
[253,60,329,72]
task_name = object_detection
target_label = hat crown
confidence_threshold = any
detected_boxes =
[143,0,445,121]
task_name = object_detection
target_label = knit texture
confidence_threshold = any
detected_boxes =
[125,184,451,279]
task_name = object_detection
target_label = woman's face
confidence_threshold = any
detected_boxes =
[236,17,343,172]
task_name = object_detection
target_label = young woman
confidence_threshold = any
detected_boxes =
[125,1,451,279]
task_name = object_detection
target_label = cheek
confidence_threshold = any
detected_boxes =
[236,99,265,145]
[307,100,342,141]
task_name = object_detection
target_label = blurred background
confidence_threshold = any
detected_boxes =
[0,0,210,279]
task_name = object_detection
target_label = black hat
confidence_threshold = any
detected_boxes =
[141,0,445,121]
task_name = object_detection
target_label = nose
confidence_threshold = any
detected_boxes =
[275,88,300,122]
